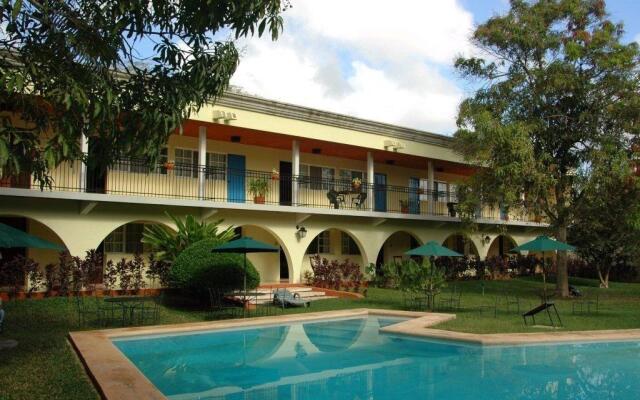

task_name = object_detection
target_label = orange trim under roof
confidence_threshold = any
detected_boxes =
[179,119,475,176]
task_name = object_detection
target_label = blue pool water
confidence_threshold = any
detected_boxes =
[114,316,640,399]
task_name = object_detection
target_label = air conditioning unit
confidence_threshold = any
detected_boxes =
[212,110,226,121]
[224,112,237,121]
[383,140,404,151]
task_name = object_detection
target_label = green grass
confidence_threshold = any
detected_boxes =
[1,277,639,399]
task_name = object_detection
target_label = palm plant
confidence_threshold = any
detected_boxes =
[142,212,236,263]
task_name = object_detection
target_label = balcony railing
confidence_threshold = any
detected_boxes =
[6,157,541,223]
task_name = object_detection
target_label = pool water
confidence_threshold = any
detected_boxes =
[114,316,640,400]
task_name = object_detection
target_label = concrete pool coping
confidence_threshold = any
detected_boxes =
[69,308,640,400]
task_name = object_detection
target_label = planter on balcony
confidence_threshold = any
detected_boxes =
[253,196,266,204]
[163,161,175,171]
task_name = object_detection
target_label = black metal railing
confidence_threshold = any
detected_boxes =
[8,157,541,223]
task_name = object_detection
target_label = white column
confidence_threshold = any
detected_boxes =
[292,140,300,206]
[427,160,434,214]
[79,134,89,192]
[367,151,374,210]
[198,126,207,199]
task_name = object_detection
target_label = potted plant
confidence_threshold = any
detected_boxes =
[249,178,269,204]
[399,199,409,213]
[163,160,175,170]
[271,168,280,180]
[351,177,362,191]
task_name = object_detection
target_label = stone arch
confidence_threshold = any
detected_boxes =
[0,214,69,268]
[487,234,517,258]
[375,230,423,268]
[442,232,480,258]
[236,224,294,284]
[89,217,176,253]
[302,227,369,278]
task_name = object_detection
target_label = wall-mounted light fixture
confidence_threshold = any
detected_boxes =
[483,235,491,245]
[296,225,307,239]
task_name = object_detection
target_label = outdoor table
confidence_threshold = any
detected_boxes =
[335,190,365,209]
[104,296,151,326]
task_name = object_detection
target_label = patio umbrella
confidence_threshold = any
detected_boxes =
[0,223,64,253]
[404,240,464,257]
[510,235,575,301]
[211,237,279,313]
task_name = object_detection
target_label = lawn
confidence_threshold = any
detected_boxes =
[1,277,639,399]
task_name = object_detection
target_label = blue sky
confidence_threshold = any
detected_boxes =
[227,1,640,135]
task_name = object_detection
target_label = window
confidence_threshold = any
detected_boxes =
[309,166,335,190]
[104,223,146,253]
[174,148,199,178]
[448,183,457,202]
[433,181,448,202]
[112,147,168,174]
[299,164,310,187]
[306,230,331,254]
[341,233,360,255]
[338,169,363,191]
[206,152,226,180]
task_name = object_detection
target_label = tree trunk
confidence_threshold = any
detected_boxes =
[555,224,570,297]
[597,265,610,288]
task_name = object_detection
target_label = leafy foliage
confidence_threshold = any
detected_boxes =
[569,151,640,287]
[453,0,640,296]
[371,259,446,295]
[0,0,289,184]
[171,238,259,294]
[142,212,236,262]
[309,255,363,291]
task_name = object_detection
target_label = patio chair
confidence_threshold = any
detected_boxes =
[500,292,521,313]
[438,286,462,311]
[94,295,122,327]
[477,296,499,318]
[208,288,240,319]
[572,293,599,315]
[522,302,563,327]
[273,288,311,309]
[74,295,101,327]
[135,295,162,325]
[352,192,368,209]
[327,190,342,209]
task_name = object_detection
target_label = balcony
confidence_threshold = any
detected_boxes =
[1,157,542,224]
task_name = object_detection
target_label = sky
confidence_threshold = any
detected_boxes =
[229,0,640,136]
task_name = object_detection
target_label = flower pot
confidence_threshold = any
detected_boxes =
[163,162,175,171]
[401,207,409,214]
[351,183,361,192]
[254,196,265,204]
[271,173,279,181]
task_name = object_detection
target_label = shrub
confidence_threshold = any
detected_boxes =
[171,239,260,294]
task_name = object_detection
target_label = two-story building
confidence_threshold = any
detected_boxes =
[0,90,546,286]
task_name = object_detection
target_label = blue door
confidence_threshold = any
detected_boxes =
[409,177,420,214]
[227,154,245,203]
[374,173,387,212]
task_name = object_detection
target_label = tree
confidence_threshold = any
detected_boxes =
[569,150,640,288]
[453,0,640,296]
[142,212,236,263]
[0,0,289,186]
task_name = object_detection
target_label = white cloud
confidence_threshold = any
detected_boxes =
[231,0,475,134]
[635,33,640,45]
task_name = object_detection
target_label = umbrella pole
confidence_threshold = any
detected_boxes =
[243,253,247,318]
[542,251,547,303]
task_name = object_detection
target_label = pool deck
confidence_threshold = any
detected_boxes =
[69,308,640,400]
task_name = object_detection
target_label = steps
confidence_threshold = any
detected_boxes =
[235,286,335,304]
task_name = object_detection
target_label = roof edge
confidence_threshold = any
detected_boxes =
[215,91,454,148]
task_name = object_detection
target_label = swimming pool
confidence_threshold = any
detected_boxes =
[114,316,640,399]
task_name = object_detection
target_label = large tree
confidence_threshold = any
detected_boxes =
[569,150,640,288]
[453,0,640,296]
[0,0,288,186]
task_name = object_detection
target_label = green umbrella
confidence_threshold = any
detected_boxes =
[0,223,64,251]
[510,235,575,302]
[211,237,279,315]
[404,241,464,257]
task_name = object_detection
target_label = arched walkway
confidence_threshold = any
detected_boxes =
[303,228,367,277]
[375,231,422,269]
[0,214,68,266]
[237,225,293,284]
[487,234,517,258]
[442,233,479,258]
